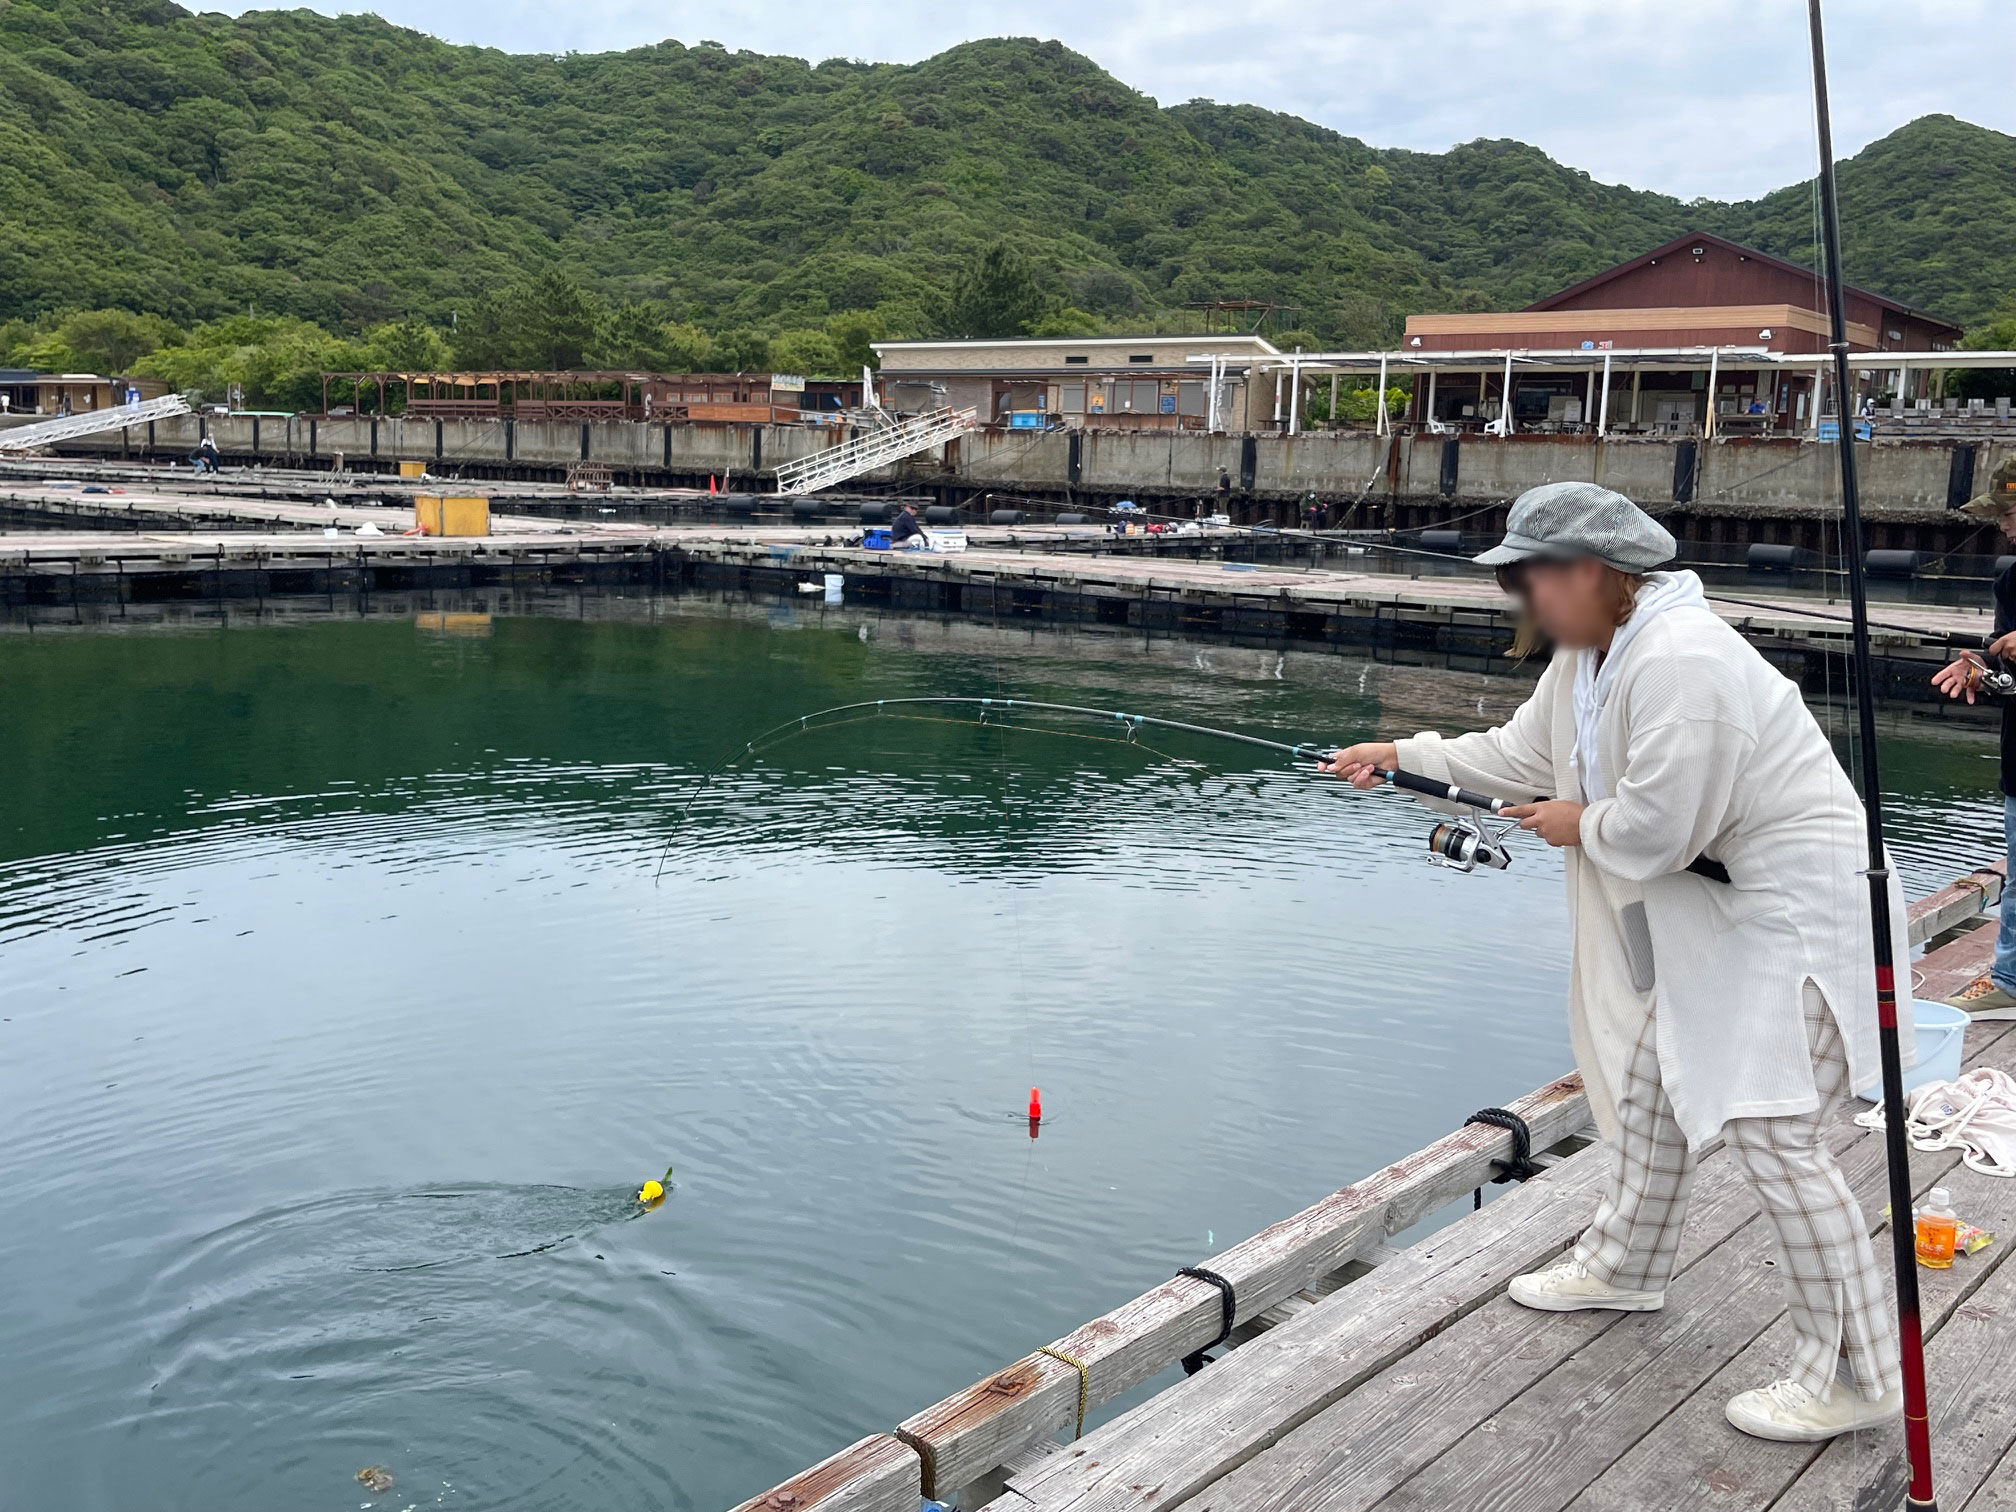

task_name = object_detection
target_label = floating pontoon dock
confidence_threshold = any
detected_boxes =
[0,474,1998,701]
[726,867,2016,1512]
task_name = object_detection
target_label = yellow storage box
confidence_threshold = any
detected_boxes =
[414,494,490,537]
[398,460,428,479]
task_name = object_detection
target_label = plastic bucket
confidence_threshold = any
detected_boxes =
[1855,999,1969,1102]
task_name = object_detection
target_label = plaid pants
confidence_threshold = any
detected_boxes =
[1572,984,1902,1399]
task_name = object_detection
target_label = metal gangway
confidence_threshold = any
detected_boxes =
[0,394,192,452]
[773,406,977,495]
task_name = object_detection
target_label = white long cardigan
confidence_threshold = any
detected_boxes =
[1395,605,1909,1148]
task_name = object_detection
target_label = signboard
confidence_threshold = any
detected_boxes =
[1008,411,1044,429]
[769,374,807,393]
[1159,394,1177,413]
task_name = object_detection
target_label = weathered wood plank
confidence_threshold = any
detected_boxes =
[738,876,1989,1512]
[1342,1111,1975,1510]
[1907,863,2004,948]
[1173,1094,1879,1512]
[985,1146,1615,1512]
[1772,1174,2016,1512]
[1916,918,2000,1001]
[1559,1020,2016,1512]
[725,1435,920,1512]
[898,1072,1592,1498]
[1958,1434,2016,1511]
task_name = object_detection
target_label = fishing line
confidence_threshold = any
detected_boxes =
[649,693,1534,893]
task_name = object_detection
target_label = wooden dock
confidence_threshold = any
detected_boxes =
[729,867,2016,1512]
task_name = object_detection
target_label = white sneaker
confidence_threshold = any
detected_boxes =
[1506,1255,1664,1313]
[1725,1378,1904,1442]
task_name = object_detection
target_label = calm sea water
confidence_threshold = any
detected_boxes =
[0,590,1999,1512]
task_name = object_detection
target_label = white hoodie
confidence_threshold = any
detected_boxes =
[1571,570,1711,802]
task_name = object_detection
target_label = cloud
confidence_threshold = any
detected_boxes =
[217,0,2013,201]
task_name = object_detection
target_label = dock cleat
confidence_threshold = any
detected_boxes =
[1507,1255,1665,1313]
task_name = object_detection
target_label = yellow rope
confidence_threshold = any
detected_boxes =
[1036,1345,1090,1439]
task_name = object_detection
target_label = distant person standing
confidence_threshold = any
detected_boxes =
[1930,457,2016,1020]
[1215,467,1231,518]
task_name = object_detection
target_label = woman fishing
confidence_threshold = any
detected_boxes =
[1325,481,1910,1443]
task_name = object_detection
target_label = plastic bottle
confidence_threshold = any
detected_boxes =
[1915,1187,1959,1270]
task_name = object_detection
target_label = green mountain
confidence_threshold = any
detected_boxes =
[2,0,2011,345]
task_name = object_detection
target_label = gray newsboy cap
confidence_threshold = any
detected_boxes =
[1473,481,1677,572]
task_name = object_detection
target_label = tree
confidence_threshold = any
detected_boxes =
[517,269,602,370]
[661,322,714,372]
[768,327,842,376]
[361,316,452,371]
[826,310,885,373]
[55,309,180,373]
[453,271,603,370]
[454,290,521,370]
[941,244,1059,339]
[710,327,771,372]
[594,302,673,370]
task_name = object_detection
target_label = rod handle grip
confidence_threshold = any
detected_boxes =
[1376,766,1514,815]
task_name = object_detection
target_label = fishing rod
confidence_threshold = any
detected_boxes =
[1808,6,1937,1507]
[650,696,1524,881]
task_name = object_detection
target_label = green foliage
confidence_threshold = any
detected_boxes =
[941,243,1060,338]
[130,315,361,409]
[767,327,841,377]
[457,269,602,370]
[1950,297,2016,401]
[1306,382,1407,426]
[0,1,2006,362]
[360,316,452,372]
[1709,116,2016,327]
[0,307,180,373]
[826,311,884,373]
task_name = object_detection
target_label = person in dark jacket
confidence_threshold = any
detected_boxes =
[1931,456,2016,1018]
[889,500,927,548]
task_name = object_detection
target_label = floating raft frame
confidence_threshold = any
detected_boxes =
[729,864,2016,1512]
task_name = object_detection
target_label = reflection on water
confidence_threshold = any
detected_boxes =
[0,591,2000,1511]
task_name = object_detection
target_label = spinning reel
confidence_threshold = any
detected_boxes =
[1424,813,1518,872]
[1373,767,1524,874]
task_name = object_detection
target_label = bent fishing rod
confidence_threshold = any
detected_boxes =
[651,695,1527,881]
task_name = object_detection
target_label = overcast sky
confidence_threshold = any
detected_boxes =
[216,0,2011,202]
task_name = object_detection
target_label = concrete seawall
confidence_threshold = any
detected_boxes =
[27,412,2011,551]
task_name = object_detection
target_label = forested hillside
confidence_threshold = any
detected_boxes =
[2,0,2011,389]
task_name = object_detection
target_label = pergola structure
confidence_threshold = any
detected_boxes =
[1201,347,2016,438]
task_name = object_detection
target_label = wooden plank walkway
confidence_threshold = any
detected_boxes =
[724,867,2014,1512]
[987,916,2014,1512]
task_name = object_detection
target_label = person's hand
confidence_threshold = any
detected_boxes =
[1932,657,1982,703]
[1989,632,2016,661]
[1318,741,1397,790]
[1503,799,1586,848]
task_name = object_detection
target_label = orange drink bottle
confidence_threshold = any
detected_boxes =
[1915,1187,1959,1270]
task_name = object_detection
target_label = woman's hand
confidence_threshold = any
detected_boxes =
[1318,741,1397,790]
[1503,799,1586,848]
[1932,657,1982,703]
[1990,632,2016,661]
